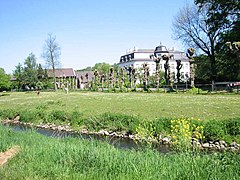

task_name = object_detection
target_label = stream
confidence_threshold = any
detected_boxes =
[2,123,170,153]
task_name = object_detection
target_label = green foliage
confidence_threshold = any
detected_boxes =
[13,54,49,90]
[195,0,240,81]
[170,118,204,151]
[195,55,212,83]
[36,81,43,90]
[92,62,111,74]
[203,118,240,143]
[188,87,200,94]
[152,118,172,134]
[0,67,11,91]
[48,110,71,123]
[23,53,38,88]
[84,113,140,133]
[19,110,38,123]
[70,111,84,127]
[135,121,157,146]
[0,109,18,120]
[195,0,239,34]
[13,63,24,90]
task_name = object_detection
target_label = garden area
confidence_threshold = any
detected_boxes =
[0,91,240,179]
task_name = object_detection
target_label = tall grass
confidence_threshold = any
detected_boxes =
[0,125,240,179]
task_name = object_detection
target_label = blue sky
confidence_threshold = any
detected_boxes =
[0,0,193,74]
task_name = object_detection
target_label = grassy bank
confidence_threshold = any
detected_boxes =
[0,125,240,179]
[1,91,240,142]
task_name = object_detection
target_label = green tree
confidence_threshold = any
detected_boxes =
[13,63,24,90]
[195,0,239,35]
[194,55,211,83]
[23,53,38,88]
[92,62,111,74]
[0,67,11,91]
[42,33,61,91]
[37,63,45,80]
[195,0,240,80]
[172,4,219,81]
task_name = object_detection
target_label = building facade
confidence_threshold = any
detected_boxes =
[118,45,190,82]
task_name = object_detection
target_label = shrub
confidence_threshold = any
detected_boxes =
[225,118,240,136]
[203,118,240,143]
[135,121,157,146]
[170,118,204,151]
[203,120,226,140]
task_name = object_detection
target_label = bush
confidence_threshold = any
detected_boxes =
[203,120,226,140]
[170,118,204,151]
[203,118,240,143]
[225,118,240,136]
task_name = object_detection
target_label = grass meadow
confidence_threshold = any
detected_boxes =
[0,91,239,120]
[0,91,240,179]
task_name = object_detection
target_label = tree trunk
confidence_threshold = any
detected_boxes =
[209,55,217,81]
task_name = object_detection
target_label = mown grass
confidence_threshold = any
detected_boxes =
[0,125,240,180]
[0,91,239,120]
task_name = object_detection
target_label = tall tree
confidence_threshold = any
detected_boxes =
[195,0,240,80]
[172,4,219,80]
[23,53,38,88]
[195,0,240,35]
[0,67,11,91]
[42,33,61,91]
[13,63,24,90]
[37,63,45,80]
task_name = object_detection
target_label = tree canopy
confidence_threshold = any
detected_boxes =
[0,67,11,91]
[173,1,240,81]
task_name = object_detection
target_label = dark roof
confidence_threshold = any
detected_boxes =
[47,68,75,78]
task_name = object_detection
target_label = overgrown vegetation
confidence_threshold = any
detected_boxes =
[0,125,240,179]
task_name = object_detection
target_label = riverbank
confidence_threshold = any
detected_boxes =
[2,118,240,152]
[0,125,240,179]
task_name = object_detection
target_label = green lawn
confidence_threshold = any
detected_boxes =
[0,91,239,120]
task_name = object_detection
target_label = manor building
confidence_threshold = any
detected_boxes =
[118,45,190,81]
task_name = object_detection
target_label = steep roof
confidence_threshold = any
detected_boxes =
[47,68,76,78]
